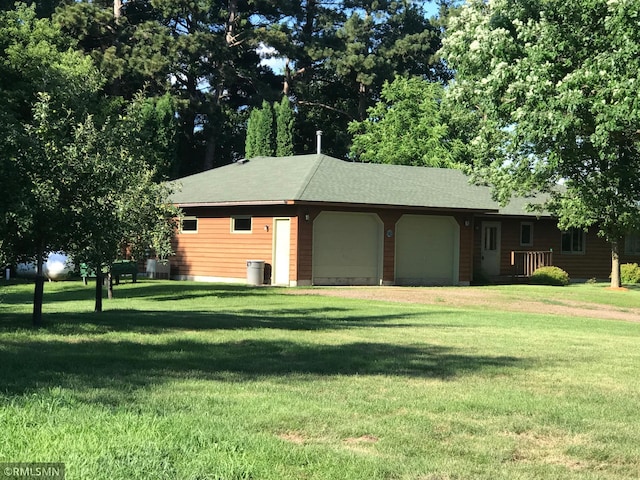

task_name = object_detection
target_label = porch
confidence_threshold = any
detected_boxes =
[510,250,554,278]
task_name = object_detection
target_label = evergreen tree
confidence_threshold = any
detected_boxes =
[271,1,448,158]
[245,107,261,159]
[255,100,275,157]
[23,0,452,169]
[275,96,294,157]
[246,97,295,158]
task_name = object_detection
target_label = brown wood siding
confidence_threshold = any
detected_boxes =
[296,206,318,284]
[171,206,298,282]
[378,211,402,284]
[473,216,616,280]
[172,204,481,285]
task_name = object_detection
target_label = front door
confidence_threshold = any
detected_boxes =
[273,218,291,285]
[481,221,501,276]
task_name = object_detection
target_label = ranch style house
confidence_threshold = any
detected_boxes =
[168,154,640,286]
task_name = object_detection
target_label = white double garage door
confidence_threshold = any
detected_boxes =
[312,212,460,286]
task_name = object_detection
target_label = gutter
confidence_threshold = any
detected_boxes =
[175,200,291,208]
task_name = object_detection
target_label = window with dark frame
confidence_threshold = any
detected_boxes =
[520,222,533,246]
[232,216,252,233]
[625,233,640,255]
[181,217,198,233]
[561,228,585,254]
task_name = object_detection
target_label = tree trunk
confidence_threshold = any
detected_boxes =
[358,82,367,120]
[108,271,114,300]
[203,133,216,171]
[95,271,104,313]
[225,0,239,46]
[610,239,621,288]
[283,60,291,95]
[114,0,122,20]
[32,250,45,327]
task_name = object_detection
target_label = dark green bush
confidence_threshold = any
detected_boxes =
[530,266,570,286]
[621,263,640,284]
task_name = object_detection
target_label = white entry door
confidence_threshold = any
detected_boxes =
[273,218,291,285]
[481,221,501,276]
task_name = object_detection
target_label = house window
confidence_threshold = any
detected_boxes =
[561,228,585,254]
[181,217,198,233]
[625,233,640,255]
[520,222,534,246]
[232,216,252,233]
[484,225,498,251]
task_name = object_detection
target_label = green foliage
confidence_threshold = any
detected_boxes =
[246,98,295,158]
[0,5,104,267]
[245,107,260,159]
[19,0,451,169]
[256,100,274,156]
[275,96,294,157]
[621,263,640,285]
[348,76,462,167]
[117,93,180,180]
[441,0,640,287]
[530,266,570,286]
[63,113,179,267]
[0,5,179,317]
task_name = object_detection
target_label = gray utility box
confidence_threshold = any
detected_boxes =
[246,260,265,285]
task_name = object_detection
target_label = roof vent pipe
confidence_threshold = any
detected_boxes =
[316,130,323,155]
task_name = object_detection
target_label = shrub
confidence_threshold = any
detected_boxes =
[621,263,640,284]
[530,266,570,286]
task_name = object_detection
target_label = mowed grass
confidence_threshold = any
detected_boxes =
[1,280,640,479]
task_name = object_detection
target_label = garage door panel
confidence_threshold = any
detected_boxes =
[396,215,459,286]
[313,212,381,285]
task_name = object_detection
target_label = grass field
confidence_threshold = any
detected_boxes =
[1,280,639,479]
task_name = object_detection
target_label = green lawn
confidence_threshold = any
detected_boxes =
[1,280,639,479]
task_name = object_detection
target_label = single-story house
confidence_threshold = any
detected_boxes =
[169,154,640,286]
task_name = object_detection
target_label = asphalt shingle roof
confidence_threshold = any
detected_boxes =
[170,154,546,216]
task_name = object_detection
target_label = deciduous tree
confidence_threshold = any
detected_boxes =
[441,0,640,288]
[348,76,463,167]
[0,5,102,325]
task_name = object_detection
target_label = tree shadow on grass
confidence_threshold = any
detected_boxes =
[0,280,275,306]
[0,305,460,333]
[0,336,529,401]
[0,281,532,405]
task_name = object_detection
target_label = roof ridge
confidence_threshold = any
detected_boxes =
[294,154,330,199]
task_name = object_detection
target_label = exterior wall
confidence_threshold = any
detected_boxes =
[171,206,298,284]
[172,204,476,286]
[172,205,631,286]
[473,216,621,281]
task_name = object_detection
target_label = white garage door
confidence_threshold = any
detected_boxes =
[395,215,459,285]
[313,212,382,285]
